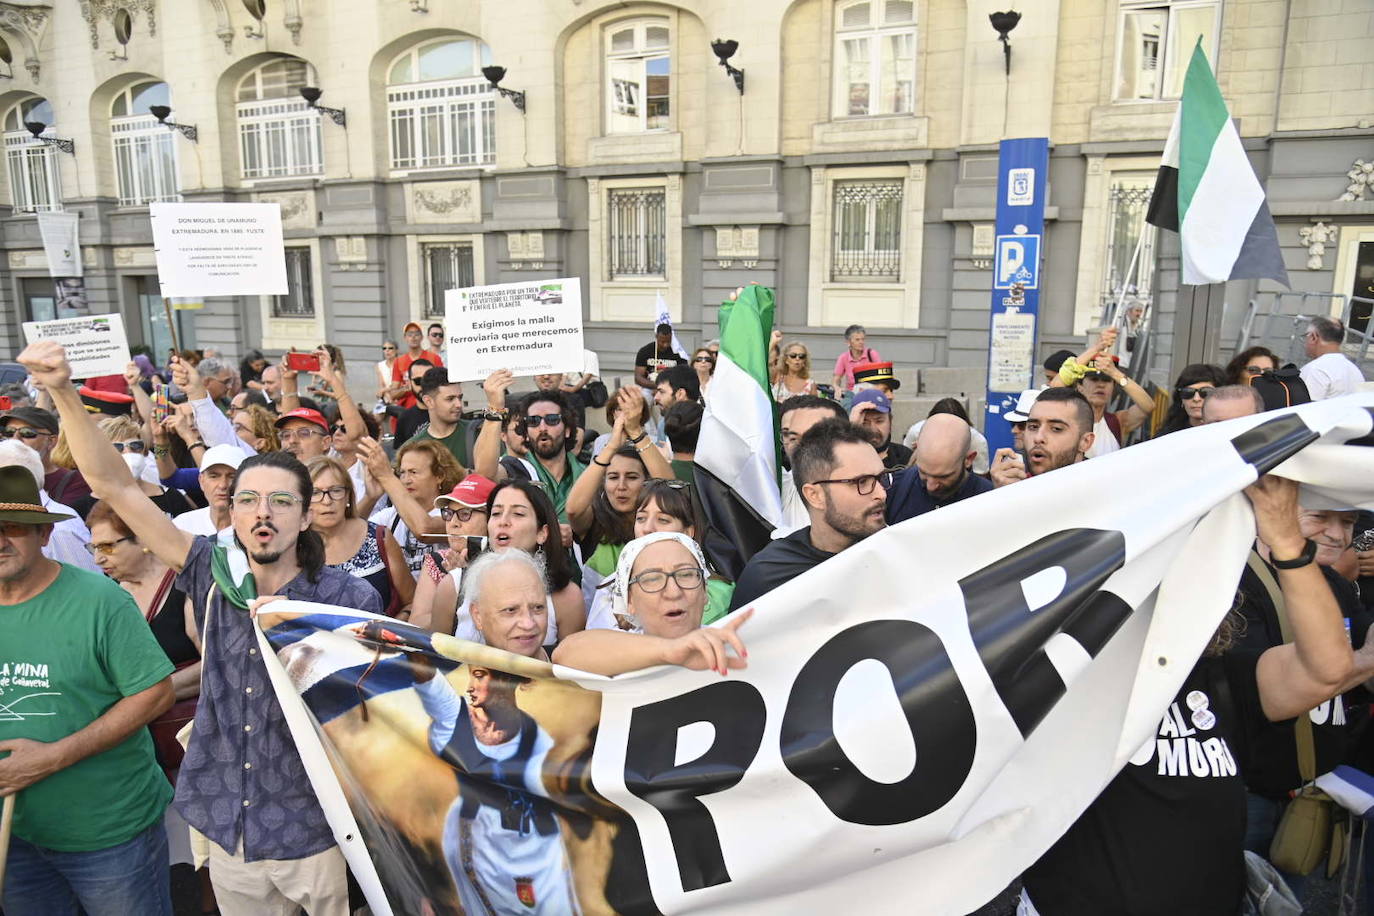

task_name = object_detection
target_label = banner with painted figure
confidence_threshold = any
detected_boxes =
[257,394,1374,916]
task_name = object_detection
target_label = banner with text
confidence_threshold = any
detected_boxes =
[37,211,81,278]
[149,202,288,297]
[23,313,130,379]
[259,395,1374,916]
[444,278,584,381]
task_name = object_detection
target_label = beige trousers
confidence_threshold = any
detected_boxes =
[207,837,350,916]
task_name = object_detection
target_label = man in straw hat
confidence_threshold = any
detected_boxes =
[0,463,176,915]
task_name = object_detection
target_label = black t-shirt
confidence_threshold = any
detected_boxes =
[1231,556,1372,797]
[881,441,912,470]
[634,342,685,383]
[728,526,835,611]
[1024,652,1258,916]
[394,405,429,447]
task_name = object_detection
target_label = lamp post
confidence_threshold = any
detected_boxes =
[299,87,346,127]
[710,39,745,94]
[989,11,1021,76]
[149,105,198,142]
[481,66,527,114]
[23,122,73,155]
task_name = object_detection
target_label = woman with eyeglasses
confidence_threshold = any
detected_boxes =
[409,475,494,630]
[770,340,818,401]
[553,532,752,676]
[1224,346,1279,386]
[691,348,716,396]
[306,455,414,618]
[1154,363,1228,438]
[97,415,195,519]
[430,480,584,644]
[231,404,281,453]
[359,436,465,578]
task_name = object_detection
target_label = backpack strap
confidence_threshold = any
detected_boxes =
[1246,549,1318,781]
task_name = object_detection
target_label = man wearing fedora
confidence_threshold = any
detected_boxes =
[0,464,176,915]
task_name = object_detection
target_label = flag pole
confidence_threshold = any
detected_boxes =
[162,298,182,354]
[0,793,15,894]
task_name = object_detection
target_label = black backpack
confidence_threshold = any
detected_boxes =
[1251,365,1311,411]
[583,379,609,408]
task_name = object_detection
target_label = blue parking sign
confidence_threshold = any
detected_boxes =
[993,234,1040,290]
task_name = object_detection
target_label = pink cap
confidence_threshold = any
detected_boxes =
[435,474,496,509]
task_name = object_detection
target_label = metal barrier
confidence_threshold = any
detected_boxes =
[1235,291,1374,371]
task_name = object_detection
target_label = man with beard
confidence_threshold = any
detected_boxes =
[22,339,381,915]
[775,395,847,536]
[848,389,911,469]
[990,387,1094,487]
[730,420,887,610]
[886,413,992,524]
[474,372,584,522]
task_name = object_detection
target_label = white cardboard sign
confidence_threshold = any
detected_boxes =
[444,279,585,381]
[149,202,288,297]
[23,313,131,379]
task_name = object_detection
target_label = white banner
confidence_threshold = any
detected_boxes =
[444,278,584,381]
[36,211,80,278]
[149,202,288,297]
[257,395,1374,916]
[23,313,130,379]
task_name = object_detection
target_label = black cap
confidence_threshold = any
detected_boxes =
[0,405,58,433]
[1043,349,1076,374]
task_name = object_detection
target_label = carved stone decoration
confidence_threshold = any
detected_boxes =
[204,0,233,52]
[506,231,545,270]
[283,0,302,44]
[8,250,28,268]
[970,222,995,270]
[78,0,154,49]
[1340,160,1374,202]
[1298,221,1338,271]
[113,246,156,267]
[333,236,367,271]
[0,2,51,81]
[409,180,481,224]
[714,225,760,269]
[254,190,315,230]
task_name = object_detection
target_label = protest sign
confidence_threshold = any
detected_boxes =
[22,313,130,379]
[444,279,584,381]
[258,395,1374,916]
[149,202,288,297]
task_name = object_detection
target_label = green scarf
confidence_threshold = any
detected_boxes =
[210,530,258,610]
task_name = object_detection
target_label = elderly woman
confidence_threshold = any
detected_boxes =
[410,475,495,630]
[360,436,465,576]
[553,532,751,676]
[231,404,280,453]
[306,455,414,617]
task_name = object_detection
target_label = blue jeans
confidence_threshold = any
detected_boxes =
[2,818,172,916]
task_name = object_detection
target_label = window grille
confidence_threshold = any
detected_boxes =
[831,180,903,281]
[273,248,314,318]
[1100,179,1158,321]
[608,188,666,278]
[237,98,322,179]
[388,80,496,169]
[112,116,179,206]
[4,134,60,212]
[422,243,475,318]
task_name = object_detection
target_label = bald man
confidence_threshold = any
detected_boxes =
[885,413,993,524]
[1202,385,1265,424]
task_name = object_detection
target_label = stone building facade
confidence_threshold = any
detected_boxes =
[0,0,1368,383]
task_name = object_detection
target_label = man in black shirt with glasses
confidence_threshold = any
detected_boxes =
[729,419,888,610]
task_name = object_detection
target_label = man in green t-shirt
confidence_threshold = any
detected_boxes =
[0,464,175,915]
[410,366,479,469]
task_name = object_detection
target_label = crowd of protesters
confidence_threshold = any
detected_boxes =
[0,308,1370,916]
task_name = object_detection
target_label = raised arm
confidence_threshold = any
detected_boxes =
[1250,476,1355,721]
[567,411,625,536]
[620,387,673,481]
[472,369,514,482]
[357,436,443,536]
[18,341,196,571]
[553,609,752,676]
[1096,356,1155,436]
[173,358,254,455]
[318,349,366,443]
[278,353,302,414]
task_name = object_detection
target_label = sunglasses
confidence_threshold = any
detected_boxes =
[786,352,806,360]
[524,413,564,428]
[112,440,147,454]
[85,536,133,556]
[1176,386,1214,401]
[693,356,714,364]
[0,426,48,440]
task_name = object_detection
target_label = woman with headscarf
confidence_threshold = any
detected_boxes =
[552,532,752,676]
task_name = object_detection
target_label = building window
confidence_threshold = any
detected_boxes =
[1115,1,1220,101]
[1100,175,1158,321]
[831,179,902,281]
[422,242,475,317]
[274,248,314,317]
[3,98,61,212]
[111,81,180,207]
[833,0,916,118]
[605,19,671,134]
[607,188,666,278]
[236,58,323,179]
[388,38,496,170]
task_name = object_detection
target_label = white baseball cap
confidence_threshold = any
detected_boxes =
[1004,389,1043,423]
[199,444,247,473]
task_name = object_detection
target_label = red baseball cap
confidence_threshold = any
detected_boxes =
[434,474,496,510]
[274,407,329,433]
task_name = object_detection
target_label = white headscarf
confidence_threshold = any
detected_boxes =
[611,531,709,626]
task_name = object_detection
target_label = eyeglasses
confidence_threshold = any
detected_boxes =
[525,413,564,428]
[786,353,806,360]
[440,505,486,522]
[310,486,349,504]
[278,428,325,442]
[1176,386,1214,401]
[112,440,147,454]
[429,332,444,339]
[231,490,303,513]
[411,378,426,387]
[84,536,133,556]
[811,470,893,496]
[382,345,397,351]
[628,566,706,593]
[0,426,47,440]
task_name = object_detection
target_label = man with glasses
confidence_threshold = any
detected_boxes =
[775,395,847,536]
[730,419,888,610]
[0,463,178,916]
[274,408,332,462]
[173,444,247,537]
[410,367,479,468]
[195,357,240,410]
[390,322,445,412]
[22,338,380,916]
[1,405,91,507]
[1299,316,1365,400]
[474,373,583,523]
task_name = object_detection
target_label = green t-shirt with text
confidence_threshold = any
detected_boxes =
[0,565,173,851]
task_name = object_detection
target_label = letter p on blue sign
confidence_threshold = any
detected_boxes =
[994,235,1040,290]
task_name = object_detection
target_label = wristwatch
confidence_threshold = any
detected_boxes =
[1270,538,1317,570]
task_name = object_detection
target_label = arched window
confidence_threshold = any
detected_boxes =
[387,37,495,170]
[605,19,671,134]
[236,58,322,178]
[110,81,179,206]
[833,0,916,118]
[2,98,61,212]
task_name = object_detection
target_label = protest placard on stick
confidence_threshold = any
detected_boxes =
[444,279,584,381]
[22,313,131,379]
[149,202,288,297]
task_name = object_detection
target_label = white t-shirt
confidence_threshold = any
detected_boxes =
[1085,415,1121,459]
[173,506,220,537]
[1299,352,1365,401]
